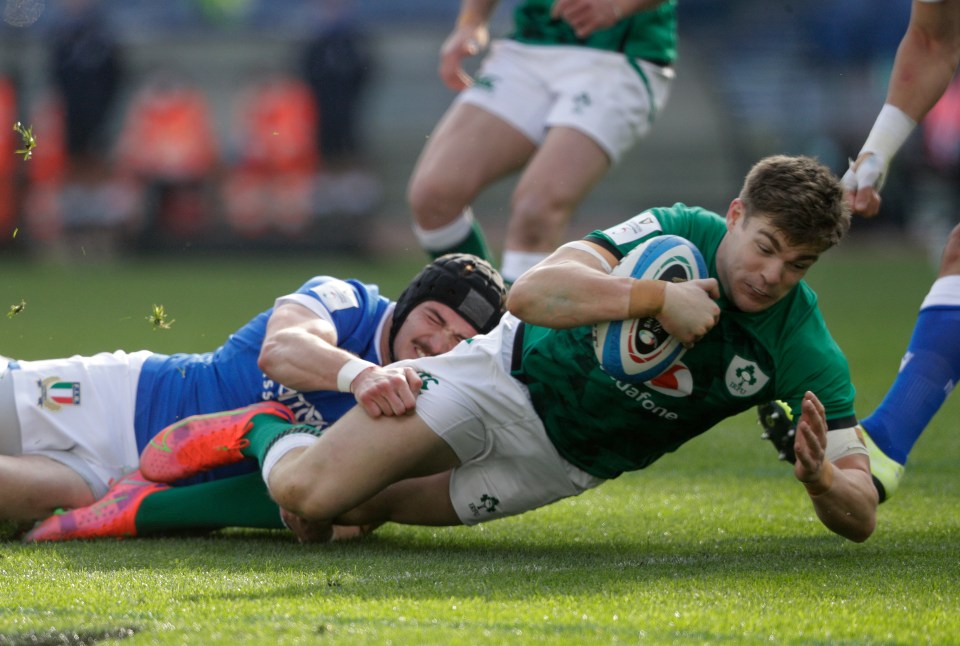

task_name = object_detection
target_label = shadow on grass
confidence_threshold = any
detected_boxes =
[12,525,954,601]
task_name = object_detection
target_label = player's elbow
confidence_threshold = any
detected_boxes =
[505,280,533,318]
[825,508,876,543]
[257,334,286,377]
[844,516,876,544]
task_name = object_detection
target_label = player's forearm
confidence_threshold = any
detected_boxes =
[508,261,640,328]
[455,0,498,29]
[259,328,359,393]
[804,463,877,543]
[886,3,960,122]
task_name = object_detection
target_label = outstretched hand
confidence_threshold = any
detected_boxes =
[793,391,833,494]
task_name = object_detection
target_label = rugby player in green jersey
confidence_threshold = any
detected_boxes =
[140,155,879,544]
[408,0,677,283]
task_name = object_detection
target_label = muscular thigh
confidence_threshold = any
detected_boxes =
[516,127,610,208]
[336,471,461,527]
[271,406,461,520]
[410,103,535,202]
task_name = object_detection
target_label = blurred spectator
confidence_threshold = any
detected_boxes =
[300,1,381,221]
[19,0,139,260]
[301,5,372,168]
[50,0,121,182]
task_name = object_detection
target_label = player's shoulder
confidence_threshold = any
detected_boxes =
[586,204,723,254]
[294,276,383,313]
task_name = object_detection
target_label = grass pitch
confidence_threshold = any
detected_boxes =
[1,244,958,645]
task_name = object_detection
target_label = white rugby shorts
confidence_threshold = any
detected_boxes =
[3,350,150,497]
[392,314,603,526]
[457,39,674,163]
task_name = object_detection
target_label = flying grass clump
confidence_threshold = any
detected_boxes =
[13,121,36,161]
[147,304,175,330]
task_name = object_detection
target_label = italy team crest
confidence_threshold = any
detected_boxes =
[38,377,81,411]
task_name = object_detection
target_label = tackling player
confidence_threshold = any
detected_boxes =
[3,254,506,537]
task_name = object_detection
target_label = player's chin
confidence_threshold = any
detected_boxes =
[731,289,776,313]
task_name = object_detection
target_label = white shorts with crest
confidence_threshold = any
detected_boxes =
[1,351,149,497]
[457,39,674,163]
[392,314,603,526]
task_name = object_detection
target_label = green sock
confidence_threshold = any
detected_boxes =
[427,217,493,262]
[136,472,284,533]
[240,416,322,464]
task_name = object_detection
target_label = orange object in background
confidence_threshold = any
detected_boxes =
[114,76,219,240]
[232,76,320,176]
[0,77,18,240]
[115,77,219,181]
[223,77,321,238]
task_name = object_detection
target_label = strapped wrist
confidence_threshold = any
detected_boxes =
[860,104,916,162]
[627,279,666,318]
[336,357,377,393]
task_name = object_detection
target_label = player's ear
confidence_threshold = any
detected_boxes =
[725,199,744,231]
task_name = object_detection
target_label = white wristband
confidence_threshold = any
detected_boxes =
[860,104,916,161]
[336,357,376,393]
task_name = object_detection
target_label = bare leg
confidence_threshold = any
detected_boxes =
[505,126,611,254]
[860,224,960,500]
[407,103,535,232]
[335,471,460,527]
[267,407,460,533]
[0,455,95,521]
[282,472,459,543]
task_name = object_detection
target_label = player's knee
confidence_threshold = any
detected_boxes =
[939,223,960,276]
[509,190,570,248]
[407,174,467,228]
[270,465,345,522]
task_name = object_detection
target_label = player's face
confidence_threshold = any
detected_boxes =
[716,200,821,313]
[392,301,478,360]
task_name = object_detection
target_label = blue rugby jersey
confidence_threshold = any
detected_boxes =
[133,276,391,459]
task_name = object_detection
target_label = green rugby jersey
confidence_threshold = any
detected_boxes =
[513,204,857,479]
[510,0,677,65]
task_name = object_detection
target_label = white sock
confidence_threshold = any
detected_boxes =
[412,208,475,253]
[500,250,550,283]
[920,275,960,309]
[261,433,320,486]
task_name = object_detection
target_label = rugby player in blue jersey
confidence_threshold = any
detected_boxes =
[3,254,505,538]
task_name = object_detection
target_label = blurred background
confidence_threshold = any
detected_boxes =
[0,0,955,266]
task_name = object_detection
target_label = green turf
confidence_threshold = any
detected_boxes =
[1,245,958,645]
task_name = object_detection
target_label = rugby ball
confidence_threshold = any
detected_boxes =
[593,235,707,382]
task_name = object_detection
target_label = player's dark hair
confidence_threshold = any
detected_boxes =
[389,254,507,361]
[739,155,850,251]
